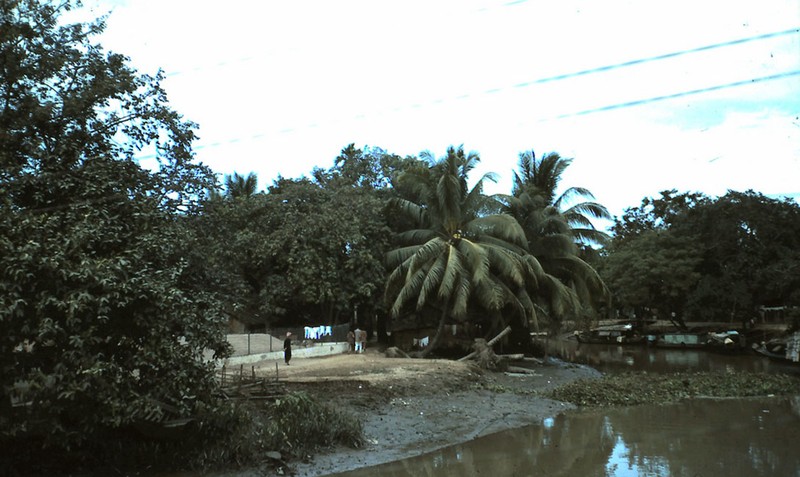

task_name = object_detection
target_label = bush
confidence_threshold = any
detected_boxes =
[264,391,365,454]
[176,392,364,471]
[1,392,364,475]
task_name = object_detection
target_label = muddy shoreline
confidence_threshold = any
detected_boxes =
[284,358,601,477]
[209,349,800,476]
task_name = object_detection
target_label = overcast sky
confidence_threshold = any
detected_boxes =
[78,0,799,222]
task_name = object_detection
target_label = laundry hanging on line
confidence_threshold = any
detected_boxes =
[304,326,333,340]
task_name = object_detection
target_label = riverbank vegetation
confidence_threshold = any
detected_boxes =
[4,1,800,476]
[187,392,364,472]
[5,391,362,475]
[547,371,800,407]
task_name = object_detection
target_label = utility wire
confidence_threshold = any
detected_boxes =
[548,70,800,120]
[509,28,798,89]
[150,27,798,156]
[178,69,799,157]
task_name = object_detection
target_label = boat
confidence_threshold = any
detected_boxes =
[654,332,707,348]
[754,346,800,365]
[754,334,800,364]
[575,324,647,345]
[705,330,748,354]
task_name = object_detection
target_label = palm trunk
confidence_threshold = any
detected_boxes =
[419,308,448,358]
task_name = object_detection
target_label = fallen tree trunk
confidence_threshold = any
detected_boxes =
[506,366,541,375]
[458,326,512,362]
[497,353,525,360]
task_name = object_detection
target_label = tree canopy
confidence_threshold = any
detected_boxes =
[601,189,800,325]
[193,146,403,330]
[1,0,229,454]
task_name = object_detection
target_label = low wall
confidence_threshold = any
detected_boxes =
[217,341,349,368]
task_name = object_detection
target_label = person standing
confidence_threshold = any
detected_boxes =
[347,329,356,353]
[283,332,292,365]
[359,328,367,353]
[354,328,362,353]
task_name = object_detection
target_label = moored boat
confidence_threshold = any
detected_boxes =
[754,345,800,365]
[705,330,748,354]
[754,333,800,364]
[654,332,707,348]
[575,324,646,345]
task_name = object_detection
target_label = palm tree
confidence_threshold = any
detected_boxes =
[504,151,610,328]
[224,172,258,199]
[385,146,538,356]
[513,150,610,247]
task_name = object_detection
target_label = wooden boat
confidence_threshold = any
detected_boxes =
[575,327,646,345]
[754,346,800,365]
[754,337,800,364]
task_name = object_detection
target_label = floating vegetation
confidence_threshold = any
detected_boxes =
[547,371,800,407]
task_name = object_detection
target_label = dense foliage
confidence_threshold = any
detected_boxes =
[502,151,610,330]
[601,190,800,325]
[186,393,363,471]
[383,147,611,354]
[384,146,537,355]
[190,145,415,329]
[0,0,229,460]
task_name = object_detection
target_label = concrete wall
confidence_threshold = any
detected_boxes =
[217,341,349,368]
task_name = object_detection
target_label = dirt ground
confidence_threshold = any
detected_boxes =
[247,348,600,477]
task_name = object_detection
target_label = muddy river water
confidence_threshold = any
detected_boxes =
[331,340,800,477]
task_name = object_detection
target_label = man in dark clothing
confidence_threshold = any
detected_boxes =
[283,332,292,365]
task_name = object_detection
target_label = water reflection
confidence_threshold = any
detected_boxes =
[328,398,800,477]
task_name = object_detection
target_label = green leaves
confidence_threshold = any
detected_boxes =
[0,0,228,459]
[603,190,800,323]
[194,173,392,326]
[385,147,541,355]
[504,151,611,329]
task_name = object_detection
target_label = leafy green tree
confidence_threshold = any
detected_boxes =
[0,0,228,457]
[190,189,271,325]
[194,170,391,329]
[264,177,390,325]
[385,146,537,356]
[598,229,703,328]
[611,189,708,244]
[678,191,800,322]
[603,189,800,326]
[313,143,411,191]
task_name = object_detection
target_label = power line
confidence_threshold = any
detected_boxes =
[509,28,798,90]
[393,27,799,114]
[548,70,800,120]
[133,27,800,159]
[173,69,798,158]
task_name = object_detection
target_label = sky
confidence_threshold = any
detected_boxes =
[77,0,799,223]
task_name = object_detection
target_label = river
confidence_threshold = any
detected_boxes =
[329,339,800,477]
